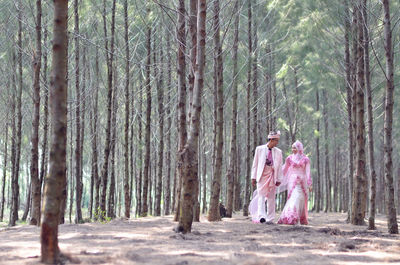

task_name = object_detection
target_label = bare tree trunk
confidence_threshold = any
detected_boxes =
[177,0,206,234]
[174,0,187,222]
[315,89,321,212]
[136,76,143,217]
[0,114,8,222]
[155,36,165,217]
[68,106,74,223]
[108,63,118,219]
[79,47,87,218]
[99,0,116,218]
[226,0,239,218]
[323,89,331,212]
[360,0,377,230]
[22,181,31,221]
[382,0,398,234]
[40,0,68,261]
[208,0,224,222]
[164,31,172,216]
[29,0,42,226]
[243,0,252,217]
[351,0,367,225]
[142,14,152,216]
[344,0,354,219]
[123,0,131,219]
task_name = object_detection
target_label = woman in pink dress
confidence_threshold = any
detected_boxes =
[278,140,312,225]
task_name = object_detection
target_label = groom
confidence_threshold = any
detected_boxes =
[250,131,283,223]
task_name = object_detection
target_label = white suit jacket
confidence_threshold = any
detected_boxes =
[251,144,283,183]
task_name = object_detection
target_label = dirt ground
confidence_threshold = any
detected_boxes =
[0,212,399,265]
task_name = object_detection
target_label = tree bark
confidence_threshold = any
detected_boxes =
[177,0,206,233]
[208,0,224,222]
[0,113,8,222]
[99,0,116,218]
[226,0,239,218]
[29,0,42,226]
[351,0,367,225]
[315,89,321,212]
[243,0,252,217]
[142,14,152,216]
[382,0,398,234]
[40,0,68,261]
[323,89,331,212]
[123,0,131,219]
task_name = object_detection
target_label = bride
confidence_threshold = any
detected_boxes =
[278,140,312,225]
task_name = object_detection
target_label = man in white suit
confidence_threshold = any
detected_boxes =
[249,131,283,223]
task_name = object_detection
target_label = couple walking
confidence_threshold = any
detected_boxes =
[249,131,312,225]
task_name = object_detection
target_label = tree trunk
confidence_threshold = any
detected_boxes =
[382,0,398,234]
[351,0,367,225]
[164,31,172,216]
[123,0,131,219]
[155,35,165,217]
[226,0,239,218]
[344,0,354,219]
[73,0,83,224]
[136,76,143,217]
[243,0,252,217]
[177,0,206,233]
[208,0,224,222]
[0,113,8,222]
[40,0,68,261]
[142,15,152,216]
[22,181,31,221]
[29,0,42,226]
[10,0,24,226]
[108,62,118,219]
[315,89,321,212]
[362,0,376,230]
[99,0,116,219]
[174,0,187,222]
[323,89,331,212]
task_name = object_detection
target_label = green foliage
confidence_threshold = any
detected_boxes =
[94,208,111,223]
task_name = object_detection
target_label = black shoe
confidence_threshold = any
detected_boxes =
[260,218,266,223]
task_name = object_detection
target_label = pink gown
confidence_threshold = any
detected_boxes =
[277,153,312,225]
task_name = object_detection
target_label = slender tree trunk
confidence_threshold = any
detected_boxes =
[208,0,224,222]
[174,0,187,222]
[315,89,321,212]
[361,0,377,230]
[142,15,152,217]
[10,0,24,226]
[99,0,116,218]
[39,24,49,219]
[79,47,87,217]
[351,0,367,225]
[226,0,239,218]
[155,35,165,217]
[108,63,118,219]
[243,0,252,217]
[323,89,331,212]
[123,0,131,219]
[344,0,354,219]
[177,0,206,233]
[0,114,8,222]
[40,0,68,261]
[9,49,17,225]
[22,181,31,221]
[382,0,398,234]
[68,106,74,223]
[29,0,42,226]
[164,31,172,216]
[136,76,143,217]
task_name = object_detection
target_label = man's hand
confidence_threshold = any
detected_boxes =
[275,181,281,187]
[252,179,256,187]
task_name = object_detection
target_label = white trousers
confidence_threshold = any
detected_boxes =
[257,189,276,222]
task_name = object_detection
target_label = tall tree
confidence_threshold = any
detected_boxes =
[123,0,131,219]
[73,0,83,224]
[29,0,42,226]
[208,0,224,222]
[351,0,367,225]
[177,0,206,233]
[10,0,24,226]
[0,112,8,222]
[40,0,68,262]
[226,0,239,218]
[99,0,116,218]
[382,0,398,234]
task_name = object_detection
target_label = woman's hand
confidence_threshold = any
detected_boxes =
[309,186,313,192]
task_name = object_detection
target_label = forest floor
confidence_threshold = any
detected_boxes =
[0,212,399,265]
